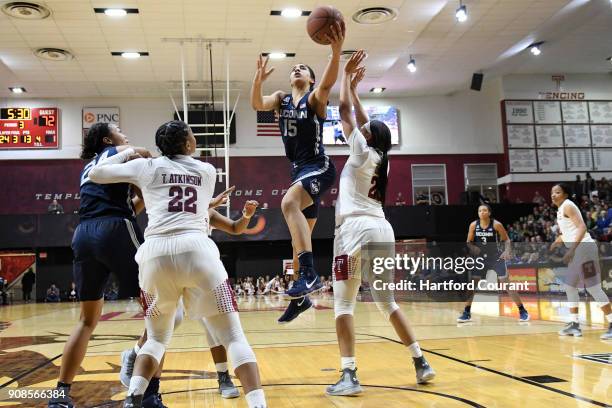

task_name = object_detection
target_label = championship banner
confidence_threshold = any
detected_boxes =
[82,107,120,137]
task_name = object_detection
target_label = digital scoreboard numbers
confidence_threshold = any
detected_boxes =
[0,107,59,149]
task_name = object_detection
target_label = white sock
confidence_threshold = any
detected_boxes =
[408,342,423,358]
[570,313,579,323]
[341,356,356,370]
[606,313,612,323]
[245,388,266,408]
[133,344,141,354]
[127,375,149,396]
[215,362,228,372]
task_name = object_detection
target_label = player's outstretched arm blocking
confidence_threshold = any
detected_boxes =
[339,50,366,139]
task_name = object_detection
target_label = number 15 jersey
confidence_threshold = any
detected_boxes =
[279,92,326,166]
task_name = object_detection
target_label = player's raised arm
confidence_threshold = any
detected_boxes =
[88,147,147,186]
[250,55,283,111]
[494,221,512,260]
[339,50,366,138]
[209,200,259,235]
[310,22,345,117]
[350,67,369,128]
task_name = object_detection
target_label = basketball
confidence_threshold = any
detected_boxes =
[307,6,345,45]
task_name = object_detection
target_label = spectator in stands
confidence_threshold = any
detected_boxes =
[45,283,60,302]
[68,282,78,302]
[586,172,596,195]
[532,191,546,205]
[596,210,611,235]
[574,175,585,198]
[22,268,35,303]
[47,199,64,214]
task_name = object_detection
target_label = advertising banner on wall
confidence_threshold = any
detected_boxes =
[82,107,120,137]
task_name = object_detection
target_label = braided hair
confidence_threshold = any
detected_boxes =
[80,122,112,160]
[155,120,190,158]
[367,120,392,205]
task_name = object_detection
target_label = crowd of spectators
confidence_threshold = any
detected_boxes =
[233,274,332,297]
[505,175,612,264]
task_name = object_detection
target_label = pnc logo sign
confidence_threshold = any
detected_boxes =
[82,107,120,129]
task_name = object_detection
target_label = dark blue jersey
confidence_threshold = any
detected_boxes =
[279,92,326,166]
[78,146,135,220]
[474,219,500,258]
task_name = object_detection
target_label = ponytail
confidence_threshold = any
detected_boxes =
[368,120,392,205]
[375,151,389,205]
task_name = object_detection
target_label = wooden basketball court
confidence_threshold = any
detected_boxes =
[0,295,609,407]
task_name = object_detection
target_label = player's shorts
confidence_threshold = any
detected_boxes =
[333,215,394,282]
[563,242,601,288]
[471,255,508,279]
[72,216,142,301]
[290,155,336,219]
[136,231,237,320]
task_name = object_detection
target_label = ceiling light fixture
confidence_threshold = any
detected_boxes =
[407,56,417,73]
[262,52,296,59]
[104,8,127,17]
[529,42,543,56]
[370,87,385,93]
[9,87,26,93]
[121,52,141,59]
[111,52,150,59]
[281,8,302,18]
[455,1,467,22]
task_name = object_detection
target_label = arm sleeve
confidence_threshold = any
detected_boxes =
[88,148,146,186]
[347,128,370,167]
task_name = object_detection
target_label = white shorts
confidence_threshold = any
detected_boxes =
[333,215,395,282]
[136,232,236,320]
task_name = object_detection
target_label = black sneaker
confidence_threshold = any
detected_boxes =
[278,296,312,324]
[413,356,436,384]
[326,368,363,396]
[285,268,322,298]
[48,394,73,408]
[124,394,143,408]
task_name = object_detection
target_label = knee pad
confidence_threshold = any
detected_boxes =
[139,339,166,364]
[585,284,610,308]
[209,313,256,370]
[334,298,356,319]
[375,301,400,320]
[563,284,580,308]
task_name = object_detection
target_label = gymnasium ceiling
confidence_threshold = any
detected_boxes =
[0,0,611,99]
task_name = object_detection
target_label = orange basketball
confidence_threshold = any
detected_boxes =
[306,6,345,45]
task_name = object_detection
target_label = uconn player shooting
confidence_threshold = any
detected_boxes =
[457,204,529,323]
[250,22,344,323]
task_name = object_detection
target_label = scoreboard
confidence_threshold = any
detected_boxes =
[0,107,59,149]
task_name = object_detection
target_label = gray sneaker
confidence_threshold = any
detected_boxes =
[601,323,612,340]
[413,356,435,384]
[326,368,363,396]
[558,321,582,337]
[120,348,137,387]
[217,371,240,399]
[123,394,143,408]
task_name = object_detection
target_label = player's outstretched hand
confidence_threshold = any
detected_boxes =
[254,55,274,84]
[344,49,366,74]
[326,21,345,54]
[351,67,366,89]
[209,185,236,208]
[243,200,259,218]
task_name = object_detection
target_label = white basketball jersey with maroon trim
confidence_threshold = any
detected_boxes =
[335,128,386,226]
[138,155,216,238]
[557,199,594,247]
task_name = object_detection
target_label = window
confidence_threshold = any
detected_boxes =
[464,164,498,203]
[412,164,447,205]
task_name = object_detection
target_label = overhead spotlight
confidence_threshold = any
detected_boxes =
[111,52,150,58]
[267,52,287,59]
[455,1,467,22]
[104,8,127,17]
[9,87,26,93]
[370,87,386,93]
[529,42,543,56]
[407,56,417,73]
[281,8,302,18]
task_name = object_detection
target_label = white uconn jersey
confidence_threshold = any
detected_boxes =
[138,155,216,238]
[335,128,385,226]
[557,199,594,247]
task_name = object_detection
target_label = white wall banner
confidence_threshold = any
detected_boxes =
[82,107,120,136]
